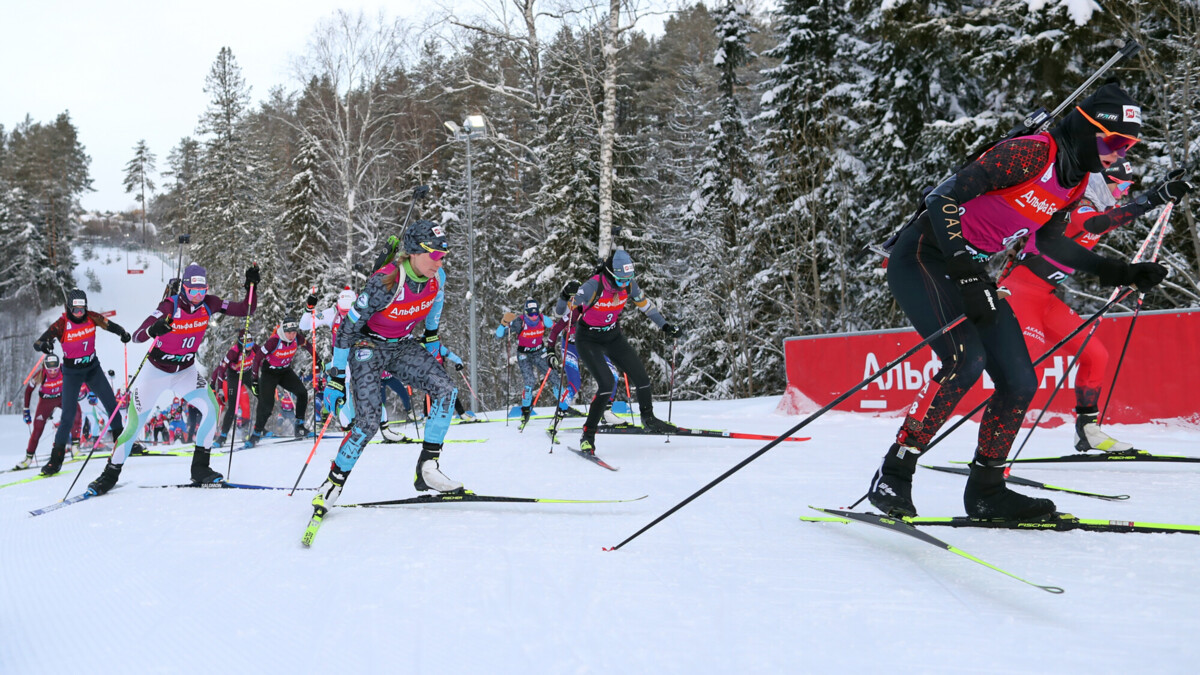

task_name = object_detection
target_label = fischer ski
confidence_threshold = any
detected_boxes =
[920,464,1130,501]
[301,510,325,547]
[568,447,619,471]
[141,482,318,491]
[906,513,1200,535]
[339,491,647,507]
[2,468,79,490]
[802,507,1064,593]
[949,450,1200,465]
[566,424,810,442]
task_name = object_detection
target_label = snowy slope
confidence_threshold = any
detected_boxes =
[2,247,1199,673]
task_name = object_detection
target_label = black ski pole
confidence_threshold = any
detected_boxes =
[227,280,257,479]
[400,184,431,237]
[606,314,968,552]
[668,338,677,424]
[547,329,572,451]
[504,330,513,426]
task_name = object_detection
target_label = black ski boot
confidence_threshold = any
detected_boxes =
[867,442,923,517]
[40,443,67,476]
[413,442,463,493]
[641,413,680,434]
[213,433,227,449]
[86,461,122,496]
[294,420,312,438]
[190,447,225,485]
[963,457,1056,520]
[243,431,261,449]
[130,442,148,456]
[579,426,597,455]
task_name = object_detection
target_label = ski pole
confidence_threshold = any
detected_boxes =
[668,338,677,424]
[309,285,319,433]
[1099,204,1173,425]
[606,314,968,552]
[457,370,488,420]
[61,347,153,499]
[21,356,45,388]
[531,366,553,408]
[289,410,337,496]
[124,345,129,389]
[227,281,256,480]
[547,329,573,451]
[622,372,637,426]
[504,332,512,426]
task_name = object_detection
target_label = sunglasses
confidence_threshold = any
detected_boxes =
[418,242,448,260]
[1077,107,1139,157]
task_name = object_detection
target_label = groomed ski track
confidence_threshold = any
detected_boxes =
[3,248,1199,672]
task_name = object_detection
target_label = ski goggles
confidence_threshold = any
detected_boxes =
[1077,107,1139,157]
[183,286,207,302]
[417,241,448,261]
[1109,179,1134,197]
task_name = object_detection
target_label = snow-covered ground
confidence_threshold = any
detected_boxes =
[2,247,1199,673]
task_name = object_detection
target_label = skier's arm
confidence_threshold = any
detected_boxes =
[1035,214,1113,276]
[33,318,65,353]
[207,290,256,318]
[628,281,667,328]
[1076,199,1152,236]
[24,374,39,408]
[333,270,396,365]
[133,299,175,343]
[252,339,272,378]
[926,138,1050,271]
[421,268,448,336]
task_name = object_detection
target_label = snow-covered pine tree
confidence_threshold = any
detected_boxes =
[122,139,156,246]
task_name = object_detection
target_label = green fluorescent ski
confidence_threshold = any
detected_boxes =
[803,506,1064,594]
[920,464,1130,501]
[301,512,324,547]
[907,515,1200,535]
[1,468,78,490]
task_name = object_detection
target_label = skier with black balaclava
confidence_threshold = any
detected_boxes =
[866,83,1189,522]
[31,289,133,475]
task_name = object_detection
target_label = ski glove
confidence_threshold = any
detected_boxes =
[34,339,54,355]
[88,392,98,405]
[244,265,260,290]
[454,362,464,372]
[147,314,174,338]
[662,322,682,339]
[305,293,318,310]
[323,367,346,412]
[23,409,31,424]
[957,277,1001,327]
[547,352,562,371]
[248,377,259,398]
[560,280,581,301]
[1096,259,1168,292]
[1142,169,1195,208]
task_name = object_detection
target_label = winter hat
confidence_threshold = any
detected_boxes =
[524,298,540,315]
[44,354,61,369]
[280,316,300,333]
[1104,159,1135,184]
[336,287,357,312]
[608,249,635,281]
[1078,83,1142,140]
[403,220,449,255]
[65,289,88,318]
[181,263,207,290]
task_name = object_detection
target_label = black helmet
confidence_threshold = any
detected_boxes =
[66,289,87,319]
[403,220,449,255]
[44,354,61,369]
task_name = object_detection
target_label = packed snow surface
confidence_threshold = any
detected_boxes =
[2,247,1197,673]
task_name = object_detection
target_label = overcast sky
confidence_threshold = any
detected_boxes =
[0,1,434,213]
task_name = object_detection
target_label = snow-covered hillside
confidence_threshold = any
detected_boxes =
[2,246,1198,673]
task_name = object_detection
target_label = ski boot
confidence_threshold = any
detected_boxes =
[312,464,348,516]
[13,454,36,470]
[641,414,680,434]
[190,447,225,485]
[518,406,532,431]
[602,408,625,426]
[130,442,148,456]
[213,433,227,449]
[294,420,313,438]
[578,431,597,456]
[867,442,923,518]
[414,442,464,493]
[243,431,262,449]
[963,456,1055,520]
[1074,409,1133,453]
[460,410,478,423]
[86,461,122,496]
[40,443,67,476]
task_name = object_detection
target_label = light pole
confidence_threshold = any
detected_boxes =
[444,114,487,412]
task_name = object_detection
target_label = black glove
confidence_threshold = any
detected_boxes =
[1097,258,1168,292]
[662,322,682,339]
[305,293,318,310]
[454,361,464,372]
[547,352,562,371]
[244,265,260,290]
[956,277,1001,327]
[147,314,174,338]
[110,321,132,343]
[560,280,581,301]
[33,339,53,355]
[23,409,31,424]
[1143,170,1195,208]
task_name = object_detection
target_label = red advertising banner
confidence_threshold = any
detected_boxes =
[783,308,1200,425]
[100,310,117,317]
[126,269,144,275]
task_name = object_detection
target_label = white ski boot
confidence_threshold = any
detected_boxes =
[1075,411,1134,452]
